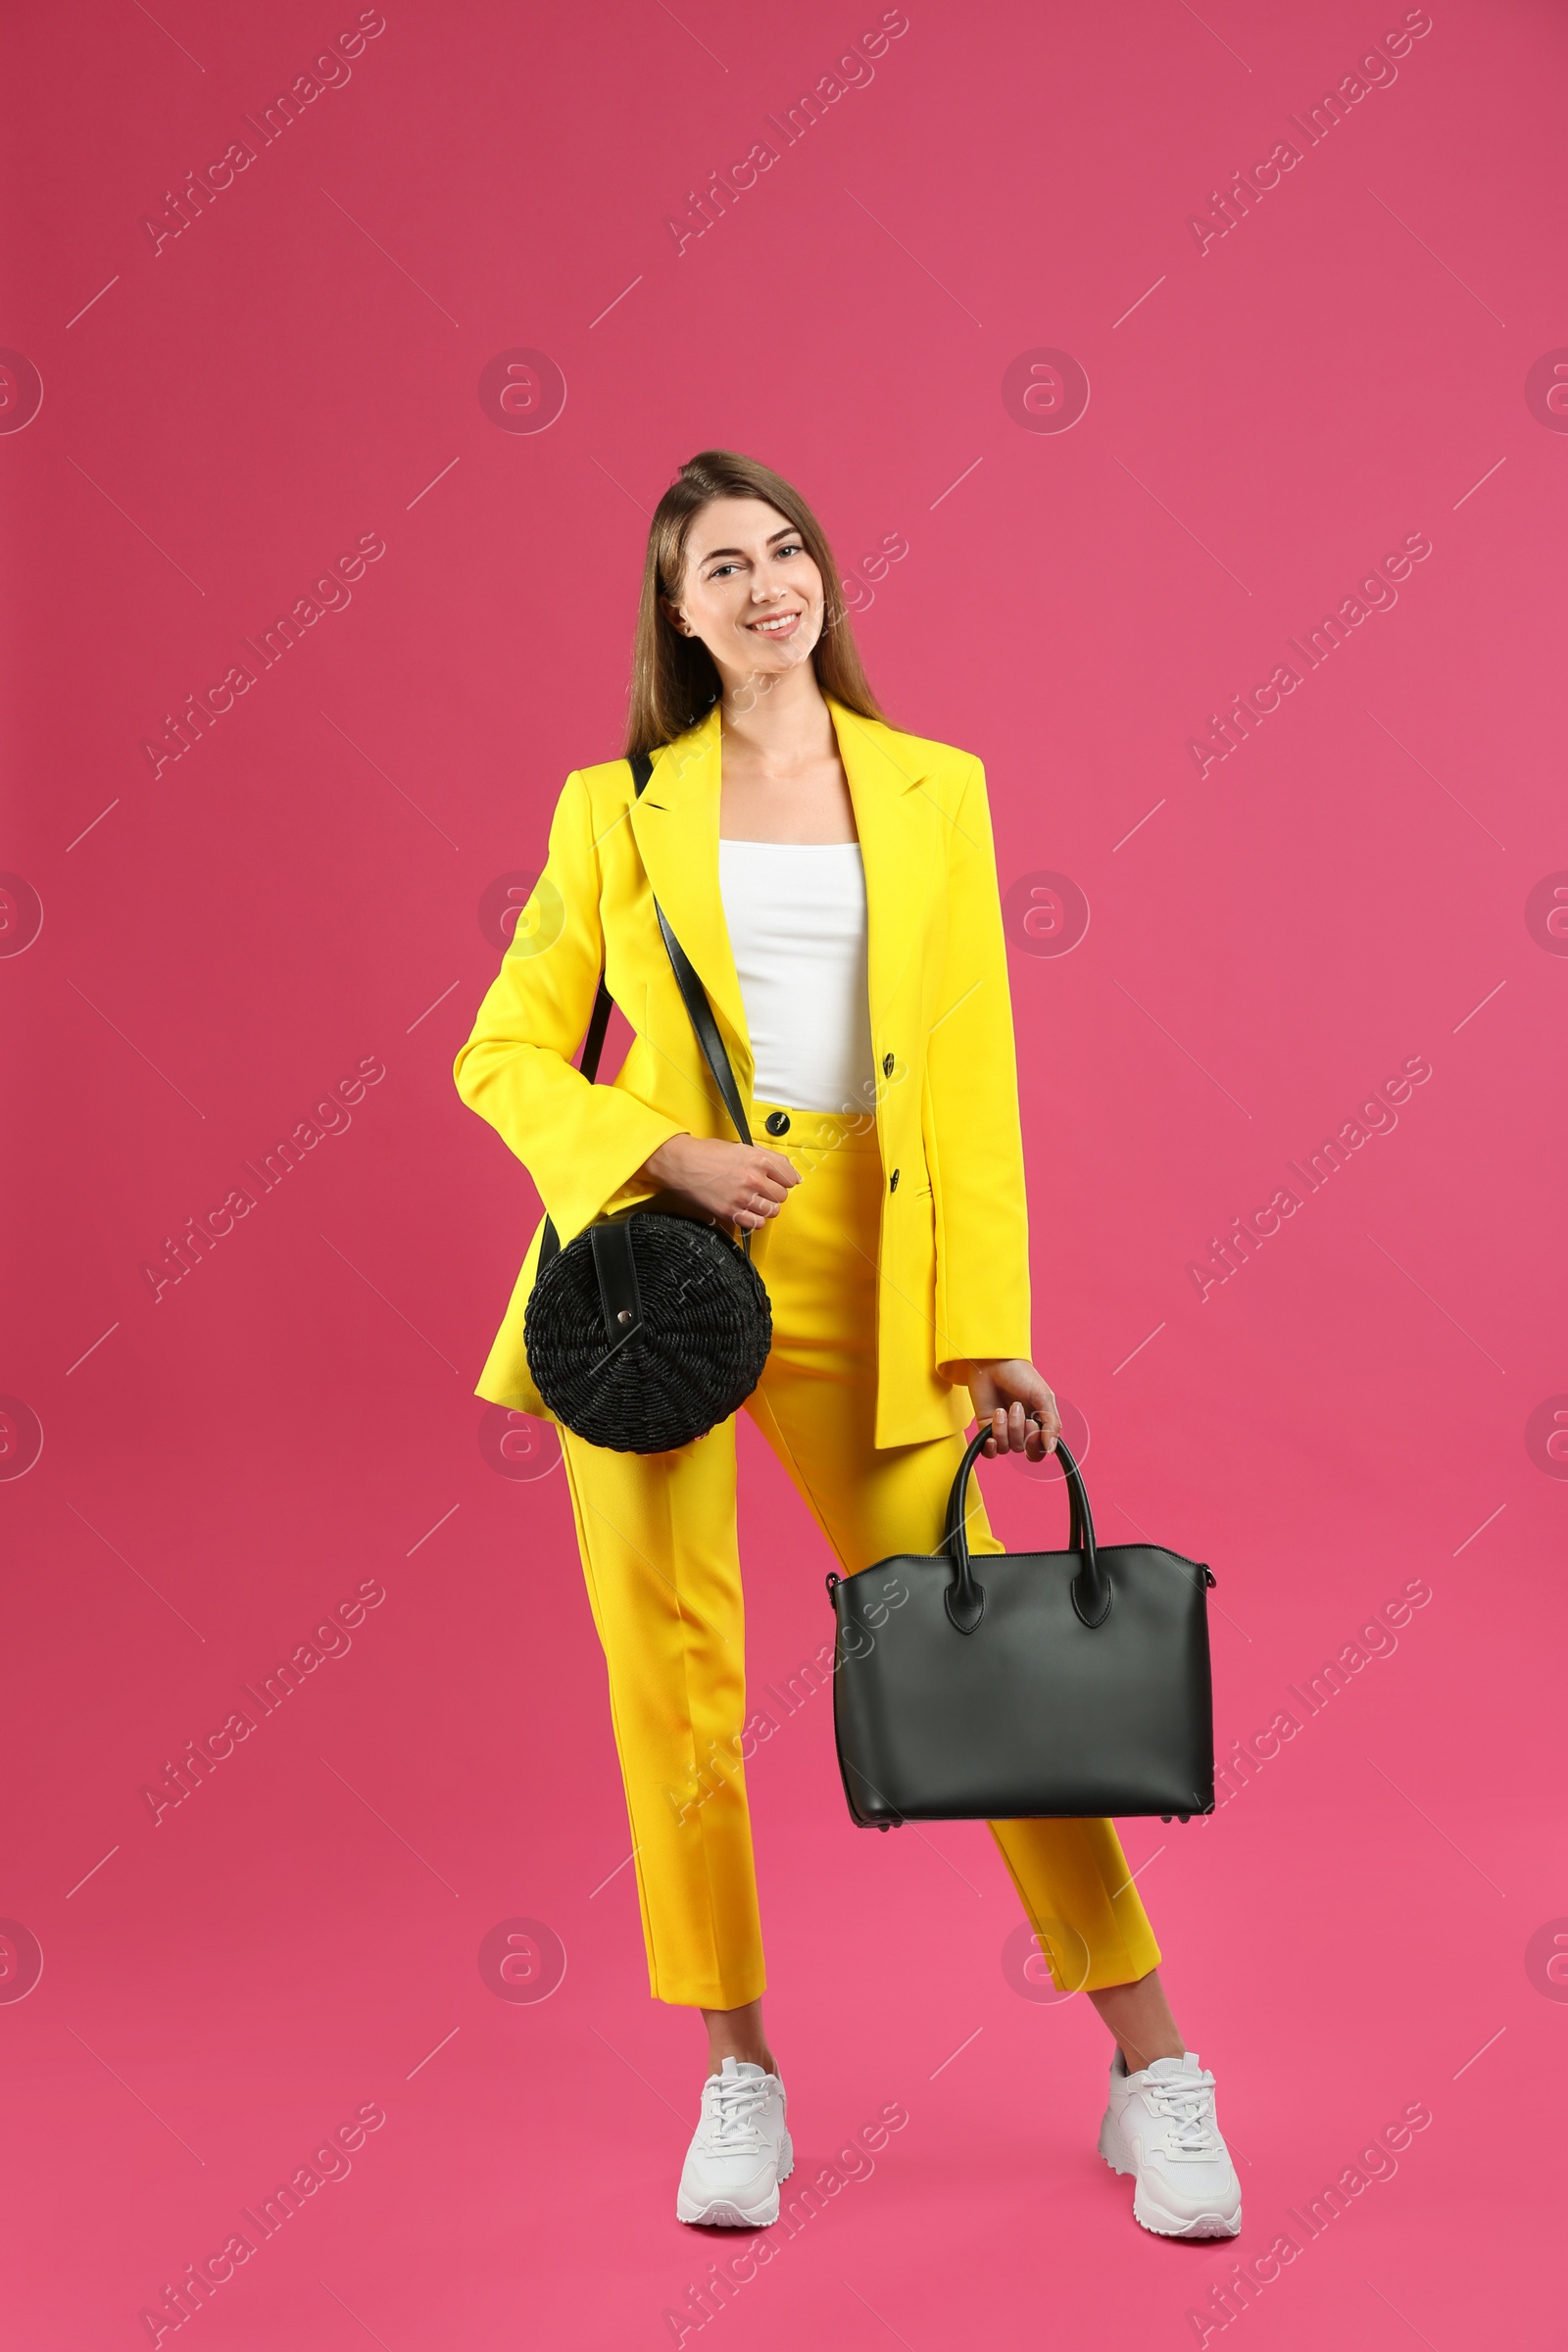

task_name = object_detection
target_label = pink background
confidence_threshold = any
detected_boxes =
[3,1,1564,2343]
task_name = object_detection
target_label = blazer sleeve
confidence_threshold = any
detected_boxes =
[452,770,688,1244]
[926,753,1034,1374]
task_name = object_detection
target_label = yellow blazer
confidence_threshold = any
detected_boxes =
[452,694,1033,1448]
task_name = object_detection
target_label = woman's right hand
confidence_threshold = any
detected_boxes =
[641,1132,801,1231]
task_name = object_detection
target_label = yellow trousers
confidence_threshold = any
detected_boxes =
[560,1101,1162,2008]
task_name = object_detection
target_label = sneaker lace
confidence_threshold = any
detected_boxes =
[1146,2068,1222,2162]
[705,2071,769,2151]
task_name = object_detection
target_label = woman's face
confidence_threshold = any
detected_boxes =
[664,498,826,690]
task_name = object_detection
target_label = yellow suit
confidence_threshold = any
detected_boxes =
[452,696,1161,2009]
[453,695,1033,1449]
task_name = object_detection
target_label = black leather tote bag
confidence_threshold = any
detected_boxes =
[522,753,771,1454]
[825,1430,1217,1826]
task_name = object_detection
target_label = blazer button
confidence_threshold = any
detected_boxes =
[764,1109,791,1136]
[882,1052,895,1076]
[889,1167,900,1192]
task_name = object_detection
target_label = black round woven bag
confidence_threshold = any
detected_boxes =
[524,1210,772,1453]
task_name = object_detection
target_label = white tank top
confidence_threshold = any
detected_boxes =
[716,839,877,1114]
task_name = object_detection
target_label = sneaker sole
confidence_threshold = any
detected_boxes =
[1099,2119,1241,2239]
[676,2136,795,2228]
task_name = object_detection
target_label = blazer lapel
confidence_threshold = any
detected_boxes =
[627,705,753,1068]
[829,697,934,1045]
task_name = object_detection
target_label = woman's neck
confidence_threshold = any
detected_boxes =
[717,661,835,775]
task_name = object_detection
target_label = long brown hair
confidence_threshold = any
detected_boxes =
[625,450,887,755]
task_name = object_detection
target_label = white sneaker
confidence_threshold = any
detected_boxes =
[675,2056,794,2228]
[1099,2048,1242,2237]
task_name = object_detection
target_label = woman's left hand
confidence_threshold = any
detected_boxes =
[963,1358,1060,1461]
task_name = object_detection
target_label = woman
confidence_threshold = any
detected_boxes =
[453,451,1241,2241]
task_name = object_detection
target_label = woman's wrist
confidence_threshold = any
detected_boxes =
[642,1132,694,1186]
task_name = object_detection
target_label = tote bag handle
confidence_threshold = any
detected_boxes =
[941,1429,1111,1635]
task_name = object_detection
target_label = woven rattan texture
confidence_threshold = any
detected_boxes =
[524,1211,772,1452]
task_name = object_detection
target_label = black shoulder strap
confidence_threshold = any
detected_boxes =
[652,903,752,1148]
[537,752,751,1271]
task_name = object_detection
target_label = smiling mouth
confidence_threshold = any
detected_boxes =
[745,610,802,637]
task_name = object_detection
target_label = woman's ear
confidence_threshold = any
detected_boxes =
[661,597,690,637]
